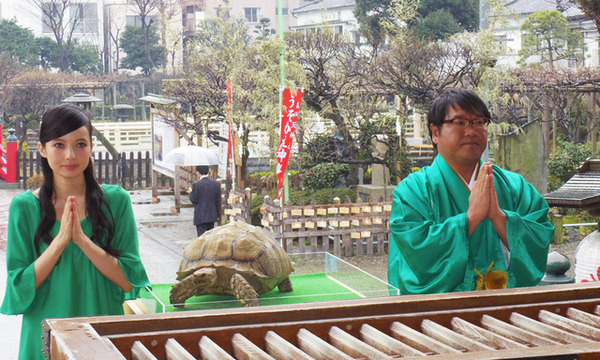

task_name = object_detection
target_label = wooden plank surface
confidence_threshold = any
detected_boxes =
[297,328,353,360]
[264,331,314,360]
[360,324,425,357]
[328,326,393,360]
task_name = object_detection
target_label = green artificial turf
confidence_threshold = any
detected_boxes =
[140,272,364,312]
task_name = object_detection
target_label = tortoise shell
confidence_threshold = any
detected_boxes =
[175,221,294,296]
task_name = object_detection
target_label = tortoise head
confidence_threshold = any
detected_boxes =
[191,268,218,289]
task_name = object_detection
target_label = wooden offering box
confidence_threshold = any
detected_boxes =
[44,282,600,359]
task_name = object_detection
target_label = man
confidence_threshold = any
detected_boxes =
[189,165,221,237]
[388,88,554,294]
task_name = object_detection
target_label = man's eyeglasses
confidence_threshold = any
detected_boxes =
[442,116,491,129]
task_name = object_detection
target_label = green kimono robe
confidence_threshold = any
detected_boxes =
[388,154,554,294]
[1,185,150,360]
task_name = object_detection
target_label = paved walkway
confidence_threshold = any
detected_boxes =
[0,187,193,359]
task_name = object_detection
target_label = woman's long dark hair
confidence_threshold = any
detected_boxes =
[34,104,119,257]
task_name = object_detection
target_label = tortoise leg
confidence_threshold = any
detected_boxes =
[277,277,293,292]
[169,268,215,307]
[230,273,259,307]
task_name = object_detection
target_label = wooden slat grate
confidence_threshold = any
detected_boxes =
[121,305,600,359]
[44,283,600,359]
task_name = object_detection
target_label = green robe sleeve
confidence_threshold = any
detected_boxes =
[388,156,554,295]
[0,192,39,315]
[103,185,151,298]
[494,167,555,288]
[388,167,472,294]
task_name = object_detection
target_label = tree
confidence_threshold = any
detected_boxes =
[1,70,65,150]
[287,30,415,182]
[354,0,479,43]
[0,19,39,66]
[163,14,304,181]
[254,17,276,40]
[28,0,88,72]
[128,0,165,74]
[417,0,479,32]
[69,42,102,74]
[374,34,480,111]
[0,52,22,95]
[519,10,583,70]
[120,25,165,75]
[412,9,462,40]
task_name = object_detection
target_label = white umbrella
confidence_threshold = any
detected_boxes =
[164,146,219,166]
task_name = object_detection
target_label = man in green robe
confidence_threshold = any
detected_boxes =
[388,88,554,294]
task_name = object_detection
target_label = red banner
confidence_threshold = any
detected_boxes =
[276,88,303,199]
[226,80,235,181]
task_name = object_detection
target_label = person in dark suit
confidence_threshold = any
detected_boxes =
[189,165,221,237]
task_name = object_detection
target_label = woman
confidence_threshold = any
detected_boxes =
[0,104,150,359]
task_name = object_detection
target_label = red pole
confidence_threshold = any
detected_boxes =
[6,128,17,183]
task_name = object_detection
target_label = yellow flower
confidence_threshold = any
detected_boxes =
[474,261,508,290]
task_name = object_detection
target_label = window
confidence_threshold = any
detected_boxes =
[244,7,260,23]
[70,3,98,34]
[126,15,157,27]
[275,7,288,16]
[42,2,61,33]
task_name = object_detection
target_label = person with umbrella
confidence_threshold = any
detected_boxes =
[189,165,221,237]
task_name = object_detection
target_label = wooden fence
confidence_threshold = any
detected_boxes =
[222,188,252,224]
[16,151,173,189]
[260,195,392,258]
[246,173,302,195]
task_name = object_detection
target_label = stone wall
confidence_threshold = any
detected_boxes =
[495,120,548,195]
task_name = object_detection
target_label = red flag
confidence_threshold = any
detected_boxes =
[276,88,303,199]
[226,80,235,181]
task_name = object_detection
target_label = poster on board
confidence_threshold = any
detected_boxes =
[152,113,177,174]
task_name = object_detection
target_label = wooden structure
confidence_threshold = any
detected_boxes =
[222,188,252,224]
[43,282,600,359]
[261,196,391,257]
[544,158,600,216]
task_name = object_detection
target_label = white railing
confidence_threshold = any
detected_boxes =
[92,121,152,153]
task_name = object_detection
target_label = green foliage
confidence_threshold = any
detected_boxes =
[302,163,350,194]
[0,19,38,66]
[254,18,276,40]
[519,10,583,68]
[69,42,102,74]
[354,0,478,41]
[358,115,413,182]
[413,9,462,40]
[307,188,357,204]
[120,25,165,75]
[418,0,478,32]
[250,189,307,225]
[547,140,593,191]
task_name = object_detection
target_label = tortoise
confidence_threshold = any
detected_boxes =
[169,221,294,307]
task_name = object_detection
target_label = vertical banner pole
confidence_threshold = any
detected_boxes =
[277,0,288,205]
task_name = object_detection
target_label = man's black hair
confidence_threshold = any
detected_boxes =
[427,88,491,148]
[195,165,209,175]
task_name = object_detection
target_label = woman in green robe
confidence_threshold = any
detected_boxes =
[1,104,150,360]
[389,89,554,294]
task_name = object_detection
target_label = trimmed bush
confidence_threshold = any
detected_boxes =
[301,163,350,194]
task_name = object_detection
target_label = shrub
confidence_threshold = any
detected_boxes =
[307,188,357,204]
[548,140,593,192]
[250,189,308,226]
[302,163,350,194]
[26,173,44,190]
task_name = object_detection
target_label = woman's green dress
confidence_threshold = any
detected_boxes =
[1,185,150,360]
